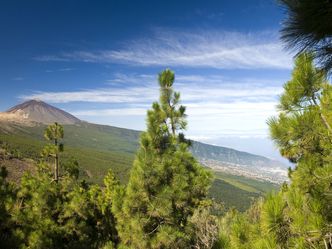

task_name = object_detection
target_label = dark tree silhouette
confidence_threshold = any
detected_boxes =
[280,0,332,73]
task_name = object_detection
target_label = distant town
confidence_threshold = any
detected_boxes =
[201,159,288,184]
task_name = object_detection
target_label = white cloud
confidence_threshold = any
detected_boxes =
[36,30,292,69]
[20,73,282,137]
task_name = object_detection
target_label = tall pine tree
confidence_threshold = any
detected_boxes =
[43,122,64,182]
[266,53,332,248]
[113,69,211,249]
[216,53,332,249]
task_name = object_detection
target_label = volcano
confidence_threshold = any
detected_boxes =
[1,99,81,124]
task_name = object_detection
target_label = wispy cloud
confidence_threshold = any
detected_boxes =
[20,86,158,104]
[36,30,292,69]
[20,73,282,137]
[72,108,147,116]
[106,73,156,86]
[45,68,75,73]
[19,73,283,104]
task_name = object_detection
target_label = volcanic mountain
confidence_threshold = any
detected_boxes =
[0,99,81,124]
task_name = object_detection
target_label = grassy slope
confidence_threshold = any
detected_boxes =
[0,122,278,211]
[210,171,279,211]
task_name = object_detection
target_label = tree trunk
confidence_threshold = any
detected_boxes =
[55,154,59,183]
[320,113,332,135]
[54,138,58,183]
[312,96,332,135]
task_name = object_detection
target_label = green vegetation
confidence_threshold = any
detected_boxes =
[0,166,17,248]
[209,178,260,212]
[0,124,119,249]
[0,122,139,183]
[0,129,135,183]
[208,171,279,212]
[213,171,278,194]
[0,122,140,153]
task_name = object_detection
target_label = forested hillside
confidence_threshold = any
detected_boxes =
[0,118,284,180]
[0,117,277,212]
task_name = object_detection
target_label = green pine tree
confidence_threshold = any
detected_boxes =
[113,69,211,249]
[267,53,332,248]
[43,122,64,182]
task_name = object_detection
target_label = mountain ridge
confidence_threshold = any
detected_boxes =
[191,141,285,168]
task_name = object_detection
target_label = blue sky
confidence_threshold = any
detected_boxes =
[0,0,295,160]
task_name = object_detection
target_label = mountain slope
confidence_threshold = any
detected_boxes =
[0,100,288,182]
